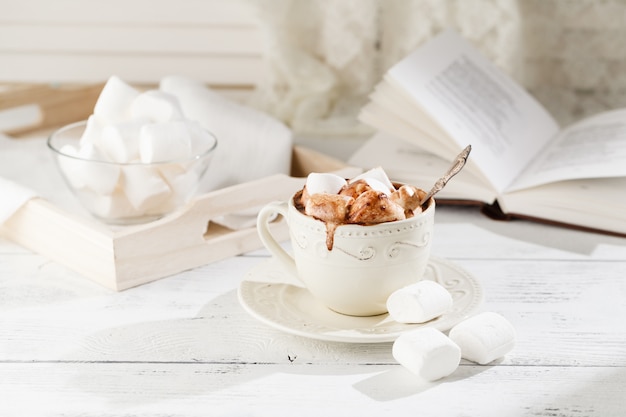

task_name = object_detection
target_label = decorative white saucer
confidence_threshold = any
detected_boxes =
[237,257,483,343]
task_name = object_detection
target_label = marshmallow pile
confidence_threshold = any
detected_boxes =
[301,167,428,250]
[302,167,427,224]
[55,76,217,222]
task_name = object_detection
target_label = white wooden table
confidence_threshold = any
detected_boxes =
[0,131,625,416]
[2,198,626,416]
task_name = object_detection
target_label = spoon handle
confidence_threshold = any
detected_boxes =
[420,145,472,209]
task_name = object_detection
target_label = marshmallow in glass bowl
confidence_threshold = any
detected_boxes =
[48,76,217,225]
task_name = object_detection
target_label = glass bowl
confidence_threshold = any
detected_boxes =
[47,120,217,225]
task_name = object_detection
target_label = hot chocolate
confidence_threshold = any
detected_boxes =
[295,168,428,250]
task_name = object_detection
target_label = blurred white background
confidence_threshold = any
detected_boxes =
[2,0,626,134]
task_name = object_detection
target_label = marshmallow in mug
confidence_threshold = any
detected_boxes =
[350,166,395,191]
[304,172,347,196]
[300,167,428,250]
[449,312,516,365]
[305,167,396,198]
[305,166,424,200]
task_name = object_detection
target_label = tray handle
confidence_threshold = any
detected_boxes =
[112,173,305,252]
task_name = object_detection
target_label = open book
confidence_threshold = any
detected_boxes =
[352,29,626,237]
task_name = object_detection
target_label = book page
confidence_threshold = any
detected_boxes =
[348,132,498,204]
[498,177,626,236]
[368,81,456,156]
[359,100,457,159]
[386,30,559,192]
[507,108,626,192]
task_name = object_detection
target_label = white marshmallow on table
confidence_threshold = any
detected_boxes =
[159,75,293,193]
[96,118,149,163]
[392,327,461,381]
[350,166,395,192]
[93,75,140,124]
[121,165,171,211]
[138,121,194,163]
[305,173,347,195]
[387,280,453,324]
[448,312,516,365]
[130,90,184,123]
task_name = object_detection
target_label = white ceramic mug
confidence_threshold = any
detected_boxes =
[256,192,435,316]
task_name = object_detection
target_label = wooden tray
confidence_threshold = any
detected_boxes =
[1,146,358,290]
[0,83,103,135]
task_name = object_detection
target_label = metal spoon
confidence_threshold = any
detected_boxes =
[419,144,472,210]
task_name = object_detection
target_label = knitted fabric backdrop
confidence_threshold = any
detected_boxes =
[245,0,626,136]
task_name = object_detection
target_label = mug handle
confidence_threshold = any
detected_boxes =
[256,201,299,279]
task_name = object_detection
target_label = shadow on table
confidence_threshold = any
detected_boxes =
[354,364,626,413]
[352,362,493,401]
[61,278,626,413]
[62,288,400,406]
[436,205,626,256]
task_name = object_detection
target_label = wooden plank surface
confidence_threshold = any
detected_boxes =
[0,83,253,136]
[2,245,624,366]
[0,25,262,54]
[1,363,623,416]
[2,0,257,24]
[0,83,103,135]
[0,54,264,85]
[0,0,263,85]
